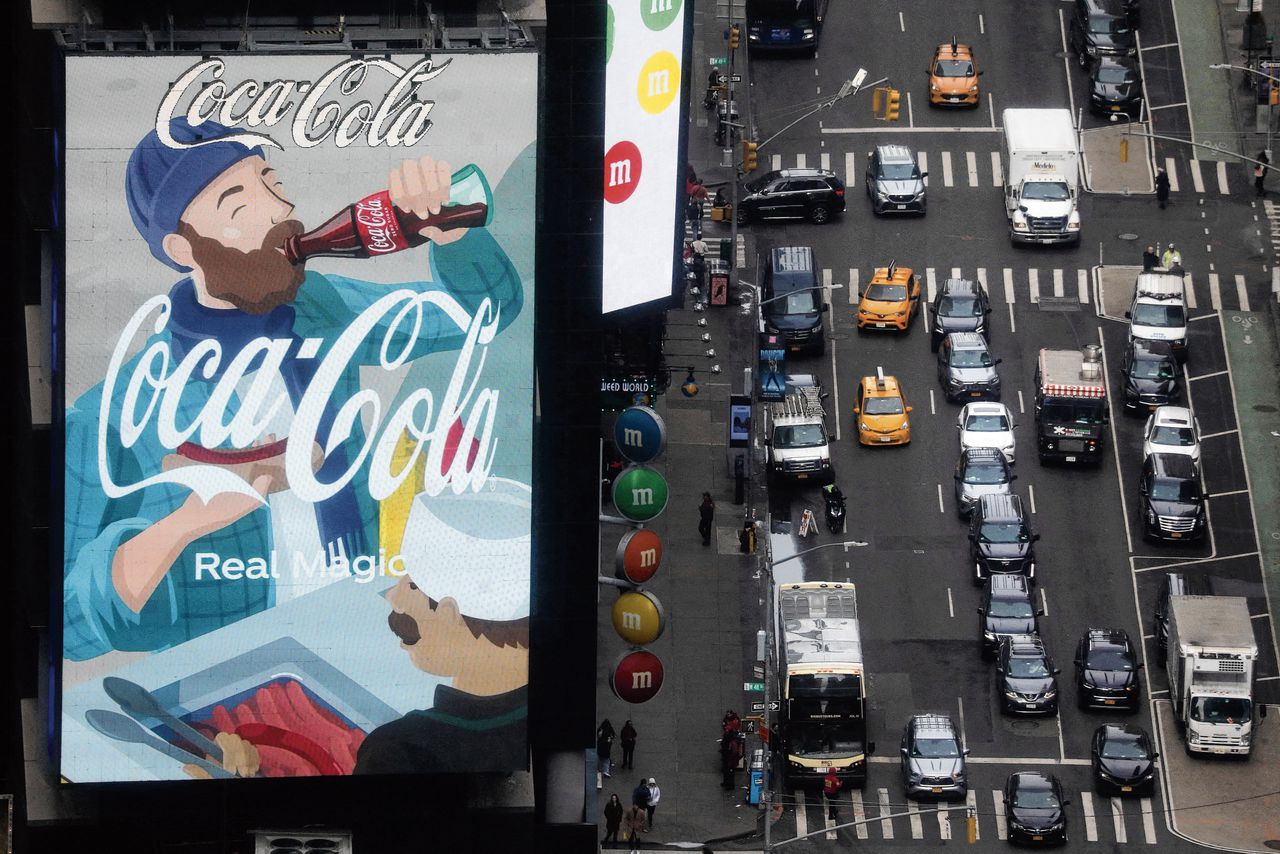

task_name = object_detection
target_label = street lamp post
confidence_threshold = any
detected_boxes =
[760,538,868,853]
[1210,62,1279,161]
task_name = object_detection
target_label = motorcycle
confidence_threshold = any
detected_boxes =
[824,488,846,534]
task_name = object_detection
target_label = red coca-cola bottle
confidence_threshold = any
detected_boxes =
[283,164,493,264]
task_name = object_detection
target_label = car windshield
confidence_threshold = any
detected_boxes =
[1086,648,1133,670]
[1007,657,1050,678]
[773,424,827,448]
[778,290,818,314]
[988,597,1034,618]
[1129,358,1176,380]
[1100,734,1148,759]
[1149,477,1200,502]
[1151,425,1195,446]
[912,736,960,758]
[1191,697,1251,724]
[866,284,908,302]
[1039,400,1105,424]
[934,59,974,77]
[1132,303,1186,327]
[965,413,1009,432]
[864,396,904,415]
[1095,65,1136,84]
[789,721,865,757]
[950,349,994,368]
[1012,786,1058,809]
[746,172,782,193]
[1021,182,1071,201]
[980,523,1027,544]
[878,162,918,180]
[1089,14,1130,34]
[938,295,981,316]
[964,461,1008,484]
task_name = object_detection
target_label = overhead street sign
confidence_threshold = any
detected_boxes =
[1261,59,1280,69]
[751,701,765,712]
[743,681,765,692]
[709,56,728,66]
[716,74,743,84]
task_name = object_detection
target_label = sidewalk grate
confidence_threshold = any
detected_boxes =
[1036,296,1081,311]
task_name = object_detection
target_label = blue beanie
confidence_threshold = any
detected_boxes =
[125,118,265,271]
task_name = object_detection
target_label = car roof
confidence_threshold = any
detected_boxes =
[870,263,914,285]
[941,277,980,296]
[909,714,958,736]
[1151,406,1192,426]
[1148,452,1197,479]
[961,448,1008,467]
[988,573,1030,595]
[1097,723,1146,740]
[947,331,989,349]
[875,143,916,163]
[771,245,814,273]
[1003,635,1047,656]
[963,401,1007,416]
[978,493,1023,521]
[1094,55,1138,70]
[1010,770,1056,788]
[1086,627,1130,645]
[1131,338,1175,358]
[861,374,903,396]
[933,41,974,58]
[773,168,838,180]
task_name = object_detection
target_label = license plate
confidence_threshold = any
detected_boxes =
[1024,703,1038,709]
[1121,785,1133,792]
[1104,699,1116,705]
[1211,747,1228,754]
[1110,106,1121,111]
[931,787,943,793]
[1032,835,1043,841]
[879,437,892,443]
[816,766,830,773]
[1170,532,1182,539]
[970,391,982,397]
[1065,455,1077,462]
[875,322,886,328]
[796,473,809,479]
[1040,238,1054,244]
[789,345,803,353]
[897,204,908,210]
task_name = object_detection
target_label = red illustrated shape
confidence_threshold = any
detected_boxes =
[441,418,481,475]
[604,140,643,204]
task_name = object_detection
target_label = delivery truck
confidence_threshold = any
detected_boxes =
[1002,108,1081,246]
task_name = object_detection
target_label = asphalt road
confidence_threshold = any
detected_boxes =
[728,0,1280,851]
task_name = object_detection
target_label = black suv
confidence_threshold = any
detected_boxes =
[1074,628,1143,711]
[929,278,991,352]
[953,447,1015,519]
[969,494,1038,585]
[1152,571,1212,664]
[1069,0,1136,68]
[1088,56,1143,116]
[1121,338,1179,411]
[738,168,846,225]
[938,332,1002,402]
[1003,772,1069,845]
[978,574,1042,659]
[1138,453,1206,541]
[997,635,1060,715]
[762,246,829,355]
[865,144,927,215]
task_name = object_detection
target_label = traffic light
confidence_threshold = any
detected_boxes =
[885,88,901,122]
[742,139,759,172]
[729,24,741,50]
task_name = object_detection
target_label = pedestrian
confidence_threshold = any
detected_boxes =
[1142,244,1158,271]
[645,777,661,830]
[1256,161,1268,197]
[722,709,742,735]
[721,731,744,790]
[620,720,638,770]
[822,767,843,821]
[603,793,624,847]
[1155,167,1170,209]
[738,520,756,554]
[698,492,716,546]
[632,777,650,808]
[1161,242,1181,269]
[623,801,646,853]
[597,719,616,779]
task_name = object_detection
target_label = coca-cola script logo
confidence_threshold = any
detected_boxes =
[155,57,452,151]
[353,192,407,254]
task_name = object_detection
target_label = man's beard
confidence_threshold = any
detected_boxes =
[180,220,306,315]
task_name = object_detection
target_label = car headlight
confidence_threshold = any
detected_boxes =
[1125,685,1135,692]
[1086,44,1098,55]
[802,28,815,38]
[1043,690,1056,700]
[968,85,979,93]
[1146,507,1156,524]
[952,771,965,782]
[983,631,997,641]
[1067,220,1082,230]
[949,378,965,388]
[931,83,941,92]
[1241,731,1251,746]
[876,189,890,199]
[820,459,831,468]
[1002,444,1014,455]
[1004,690,1020,700]
[1189,730,1200,744]
[908,771,923,783]
[892,311,906,317]
[859,422,870,431]
[1013,221,1029,231]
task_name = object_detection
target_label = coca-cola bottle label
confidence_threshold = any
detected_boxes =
[353,190,409,255]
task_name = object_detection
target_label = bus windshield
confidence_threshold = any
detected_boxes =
[748,0,816,25]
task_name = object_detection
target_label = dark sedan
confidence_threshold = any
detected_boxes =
[1004,771,1069,845]
[1121,338,1178,411]
[1088,56,1142,116]
[1075,628,1143,711]
[1091,724,1157,796]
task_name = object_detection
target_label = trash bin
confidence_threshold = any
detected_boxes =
[707,260,729,306]
[747,748,765,805]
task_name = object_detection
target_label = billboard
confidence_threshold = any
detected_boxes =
[61,53,537,782]
[602,0,691,313]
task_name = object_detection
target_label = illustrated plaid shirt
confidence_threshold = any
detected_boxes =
[63,229,521,661]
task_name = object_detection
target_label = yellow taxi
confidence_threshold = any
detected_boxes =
[854,369,912,446]
[856,261,920,333]
[928,38,981,107]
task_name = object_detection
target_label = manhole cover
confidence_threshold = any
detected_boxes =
[1118,232,1140,241]
[1255,404,1278,413]
[1036,296,1082,312]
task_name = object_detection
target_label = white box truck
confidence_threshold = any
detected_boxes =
[1166,595,1265,756]
[1002,109,1081,246]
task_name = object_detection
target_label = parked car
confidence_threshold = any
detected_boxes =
[1003,772,1070,845]
[738,168,846,225]
[1091,724,1157,796]
[866,143,927,215]
[1121,338,1179,411]
[1074,628,1143,711]
[1138,452,1206,542]
[954,447,1015,519]
[938,332,1001,402]
[978,574,1042,659]
[997,635,1060,715]
[929,277,991,352]
[1087,56,1143,116]
[900,714,968,799]
[957,401,1016,463]
[969,494,1038,585]
[1069,0,1136,68]
[1142,406,1200,464]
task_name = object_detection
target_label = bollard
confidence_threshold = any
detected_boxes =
[1119,136,1129,163]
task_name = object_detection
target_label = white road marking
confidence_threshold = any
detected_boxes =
[965,790,980,842]
[846,151,857,187]
[820,151,830,171]
[1041,586,1049,618]
[1053,268,1065,298]
[938,802,952,839]
[942,151,954,187]
[1141,797,1157,843]
[977,268,989,306]
[929,387,936,415]
[1003,267,1015,304]
[951,266,962,282]
[1217,160,1229,194]
[966,757,1091,765]
[1029,269,1040,304]
[909,807,924,839]
[1028,483,1037,513]
[849,268,859,305]
[956,697,967,751]
[823,125,1004,134]
[1009,303,1017,333]
[878,789,894,839]
[919,151,929,187]
[927,267,938,304]
[1188,370,1227,381]
[796,153,807,169]
[1184,273,1197,309]
[1110,797,1128,843]
[993,789,1007,840]
[825,792,837,840]
[1208,272,1222,310]
[947,587,955,618]
[1236,274,1250,311]
[979,13,985,34]
[1017,389,1025,415]
[852,790,868,839]
[937,483,945,513]
[991,151,1003,186]
[1081,792,1099,842]
[1190,159,1205,194]
[967,150,979,187]
[899,10,905,31]
[1165,157,1179,192]
[1078,269,1090,304]
[831,336,841,441]
[987,91,996,128]
[907,91,915,128]
[1207,488,1248,497]
[771,153,782,172]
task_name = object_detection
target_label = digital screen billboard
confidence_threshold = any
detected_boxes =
[602,0,691,313]
[61,53,537,782]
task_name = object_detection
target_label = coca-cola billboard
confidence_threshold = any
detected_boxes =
[60,53,537,783]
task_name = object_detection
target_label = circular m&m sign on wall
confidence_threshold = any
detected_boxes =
[611,649,666,704]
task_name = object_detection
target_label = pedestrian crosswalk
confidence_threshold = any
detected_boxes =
[778,786,1162,845]
[757,147,1244,196]
[812,265,1254,312]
